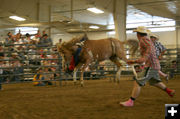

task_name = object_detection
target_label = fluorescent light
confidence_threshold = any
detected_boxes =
[9,16,26,21]
[89,25,99,29]
[87,7,104,14]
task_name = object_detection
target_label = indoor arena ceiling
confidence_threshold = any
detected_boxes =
[0,0,180,33]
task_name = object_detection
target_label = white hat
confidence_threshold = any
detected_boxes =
[133,26,149,34]
[76,42,84,46]
[149,33,159,39]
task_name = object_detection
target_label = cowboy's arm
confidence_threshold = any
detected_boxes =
[127,53,150,64]
[159,50,166,59]
[158,42,166,59]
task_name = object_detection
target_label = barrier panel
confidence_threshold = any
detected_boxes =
[0,43,179,89]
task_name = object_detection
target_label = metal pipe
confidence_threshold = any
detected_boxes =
[37,2,40,21]
[54,8,86,13]
[48,5,51,37]
[130,0,179,6]
[70,0,73,20]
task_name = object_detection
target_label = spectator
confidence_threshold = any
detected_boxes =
[36,30,41,38]
[4,32,15,46]
[14,45,26,62]
[15,32,22,40]
[0,52,5,90]
[42,30,46,36]
[0,43,4,52]
[25,33,32,44]
[14,31,22,47]
[33,67,53,86]
[11,54,23,82]
[14,34,23,49]
[33,67,46,86]
[32,31,41,44]
[1,52,13,83]
[28,45,40,69]
[59,38,62,44]
[49,53,58,64]
[44,67,53,82]
[49,53,59,79]
[99,61,105,76]
[169,60,177,79]
[38,34,52,47]
[21,37,28,44]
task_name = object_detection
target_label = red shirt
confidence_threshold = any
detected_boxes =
[135,36,160,70]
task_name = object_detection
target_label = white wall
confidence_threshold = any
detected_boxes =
[52,30,177,48]
[127,31,177,48]
[42,28,179,49]
[51,32,108,45]
[85,32,108,40]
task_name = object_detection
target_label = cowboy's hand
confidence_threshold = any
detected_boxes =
[158,55,162,60]
[127,60,136,65]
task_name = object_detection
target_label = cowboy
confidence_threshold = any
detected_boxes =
[149,33,166,59]
[38,34,52,47]
[120,26,175,107]
[149,33,168,81]
[67,34,88,72]
[68,43,82,72]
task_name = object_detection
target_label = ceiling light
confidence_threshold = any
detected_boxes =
[87,7,104,14]
[89,25,99,29]
[9,16,26,21]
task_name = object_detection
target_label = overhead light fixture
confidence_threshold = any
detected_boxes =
[9,16,26,21]
[89,25,99,29]
[87,7,104,14]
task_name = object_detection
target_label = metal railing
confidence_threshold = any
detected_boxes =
[0,43,179,88]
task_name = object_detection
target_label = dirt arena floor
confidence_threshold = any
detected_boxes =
[0,76,180,119]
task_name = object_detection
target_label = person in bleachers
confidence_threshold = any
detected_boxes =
[169,60,177,79]
[0,52,5,90]
[4,32,15,46]
[0,43,4,52]
[38,34,52,47]
[25,33,32,44]
[11,53,24,82]
[49,53,59,79]
[14,45,27,64]
[44,67,54,82]
[42,30,46,37]
[0,46,13,83]
[58,38,62,44]
[28,45,40,68]
[32,31,41,44]
[35,30,41,38]
[14,32,23,49]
